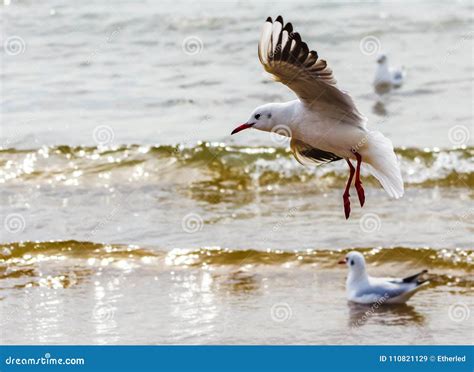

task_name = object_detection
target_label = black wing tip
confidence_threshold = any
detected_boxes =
[402,270,429,283]
[417,278,430,286]
[301,147,342,164]
[283,22,293,33]
[275,15,284,24]
[265,16,272,23]
[418,270,429,284]
[292,32,301,42]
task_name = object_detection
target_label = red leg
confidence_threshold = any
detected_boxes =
[343,159,355,219]
[354,152,365,207]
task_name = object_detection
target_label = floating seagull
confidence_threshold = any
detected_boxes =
[231,16,404,218]
[339,251,429,304]
[373,53,405,94]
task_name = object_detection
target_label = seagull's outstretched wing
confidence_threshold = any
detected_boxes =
[258,16,365,127]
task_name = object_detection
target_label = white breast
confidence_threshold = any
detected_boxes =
[290,102,368,159]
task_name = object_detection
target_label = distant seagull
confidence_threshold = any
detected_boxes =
[339,251,429,304]
[231,16,404,218]
[373,53,405,94]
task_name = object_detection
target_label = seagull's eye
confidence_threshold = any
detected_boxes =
[255,114,261,120]
[267,113,272,119]
[350,260,354,266]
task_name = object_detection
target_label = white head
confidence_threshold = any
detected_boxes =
[339,251,367,277]
[376,53,388,64]
[231,103,282,135]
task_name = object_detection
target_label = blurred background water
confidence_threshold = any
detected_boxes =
[0,0,472,345]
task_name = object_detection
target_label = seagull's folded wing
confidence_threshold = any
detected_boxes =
[355,282,411,303]
[258,16,365,126]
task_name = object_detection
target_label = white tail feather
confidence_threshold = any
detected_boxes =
[363,131,404,198]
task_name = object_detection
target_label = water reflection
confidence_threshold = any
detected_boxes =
[374,82,392,96]
[168,271,219,342]
[372,100,388,116]
[348,302,425,328]
[220,270,261,294]
[91,275,121,344]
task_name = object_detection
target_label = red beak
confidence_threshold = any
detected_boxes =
[231,123,253,135]
[338,258,347,265]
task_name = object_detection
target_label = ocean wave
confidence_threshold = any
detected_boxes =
[1,241,471,291]
[1,240,472,271]
[0,144,472,189]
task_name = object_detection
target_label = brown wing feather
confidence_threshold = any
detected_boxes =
[259,16,365,126]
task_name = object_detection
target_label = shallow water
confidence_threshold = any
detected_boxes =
[0,242,472,344]
[1,0,473,344]
[1,145,472,249]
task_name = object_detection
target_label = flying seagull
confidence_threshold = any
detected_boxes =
[231,16,404,218]
[373,53,405,94]
[339,251,429,304]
